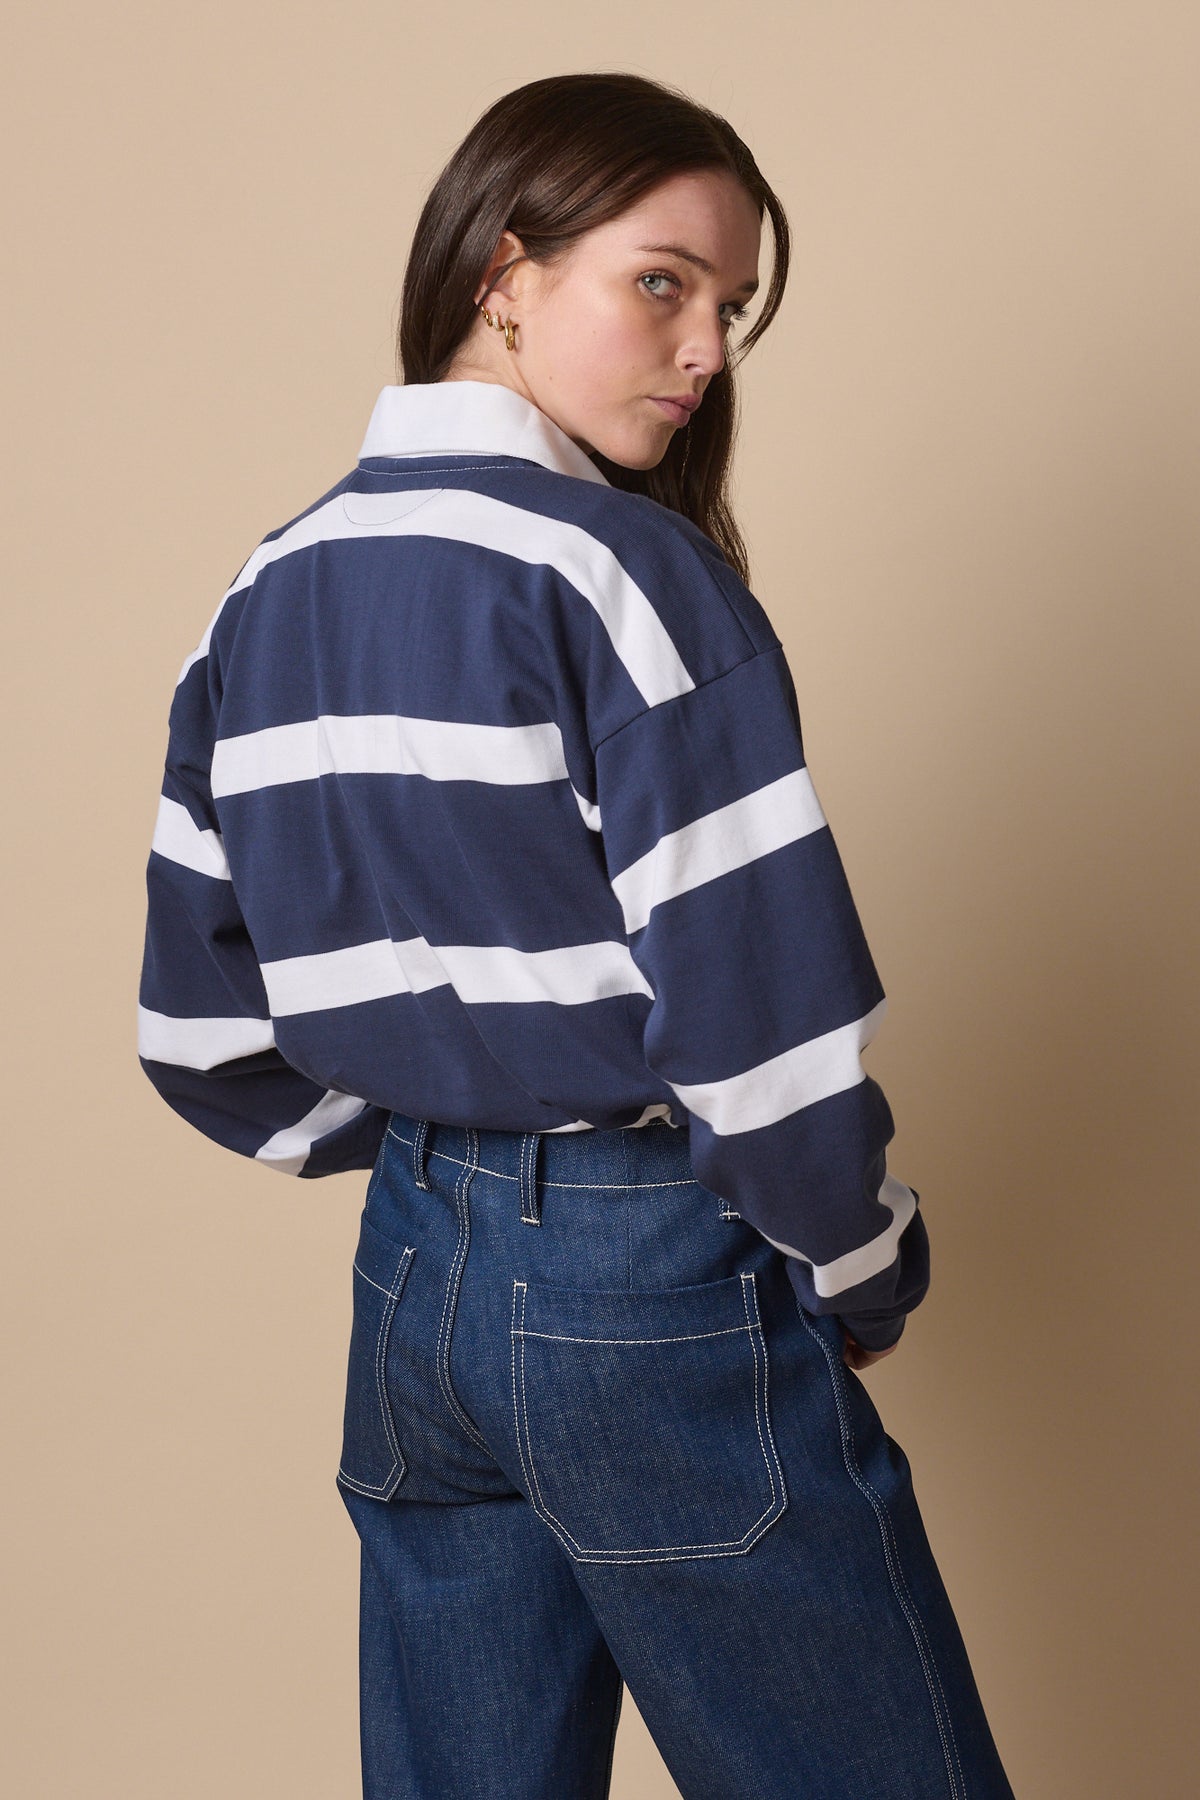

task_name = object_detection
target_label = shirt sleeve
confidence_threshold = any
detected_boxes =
[593,642,930,1350]
[136,638,389,1179]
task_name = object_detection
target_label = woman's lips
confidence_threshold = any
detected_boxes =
[649,397,692,427]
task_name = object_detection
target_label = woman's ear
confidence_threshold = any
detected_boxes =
[474,228,527,308]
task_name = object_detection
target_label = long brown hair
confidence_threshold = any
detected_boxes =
[396,72,791,584]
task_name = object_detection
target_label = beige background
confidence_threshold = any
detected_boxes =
[5,4,1198,1795]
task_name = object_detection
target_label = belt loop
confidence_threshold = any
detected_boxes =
[519,1130,542,1225]
[412,1118,431,1190]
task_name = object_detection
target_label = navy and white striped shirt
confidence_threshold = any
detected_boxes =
[137,378,929,1349]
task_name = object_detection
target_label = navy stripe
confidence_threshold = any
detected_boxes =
[594,644,812,863]
[140,855,270,1019]
[271,990,659,1137]
[217,777,622,964]
[626,836,887,1076]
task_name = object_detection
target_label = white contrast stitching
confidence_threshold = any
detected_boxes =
[434,1128,491,1452]
[356,461,542,476]
[510,1274,787,1562]
[351,1261,396,1299]
[386,1126,698,1192]
[514,1325,747,1345]
[519,1128,540,1221]
[742,1272,786,1512]
[510,1281,539,1504]
[793,1298,966,1799]
[338,1243,414,1497]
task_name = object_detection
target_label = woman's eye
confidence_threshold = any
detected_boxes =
[640,272,749,328]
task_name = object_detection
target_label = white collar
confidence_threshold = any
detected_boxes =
[357,380,610,487]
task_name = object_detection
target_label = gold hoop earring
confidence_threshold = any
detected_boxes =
[479,305,518,352]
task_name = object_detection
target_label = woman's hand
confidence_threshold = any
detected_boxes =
[842,1335,899,1371]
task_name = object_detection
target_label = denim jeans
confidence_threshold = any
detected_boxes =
[336,1111,1015,1800]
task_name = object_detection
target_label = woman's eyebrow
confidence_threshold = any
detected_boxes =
[634,242,759,296]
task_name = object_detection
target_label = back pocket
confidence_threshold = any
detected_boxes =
[336,1214,416,1500]
[511,1269,787,1564]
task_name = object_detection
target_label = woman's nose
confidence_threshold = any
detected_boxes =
[677,317,727,378]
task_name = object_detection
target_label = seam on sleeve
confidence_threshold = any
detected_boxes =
[590,640,785,757]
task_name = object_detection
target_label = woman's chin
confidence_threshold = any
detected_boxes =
[593,433,671,473]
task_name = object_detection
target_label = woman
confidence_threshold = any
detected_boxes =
[137,71,1015,1800]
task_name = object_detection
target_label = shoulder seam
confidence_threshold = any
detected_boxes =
[591,640,785,756]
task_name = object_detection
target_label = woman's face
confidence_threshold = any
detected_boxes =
[454,168,762,469]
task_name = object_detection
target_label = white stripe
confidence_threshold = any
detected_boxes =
[756,1173,918,1298]
[612,766,827,935]
[623,1102,678,1128]
[137,1004,275,1069]
[669,997,888,1137]
[542,1103,674,1134]
[255,1090,371,1176]
[261,937,435,1015]
[178,487,693,708]
[406,490,691,707]
[150,794,231,880]
[434,939,651,1007]
[211,712,569,799]
[260,934,651,1018]
[574,788,602,832]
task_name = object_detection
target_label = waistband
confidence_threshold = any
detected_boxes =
[383,1109,704,1223]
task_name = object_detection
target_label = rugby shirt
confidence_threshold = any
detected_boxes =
[137,376,930,1350]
